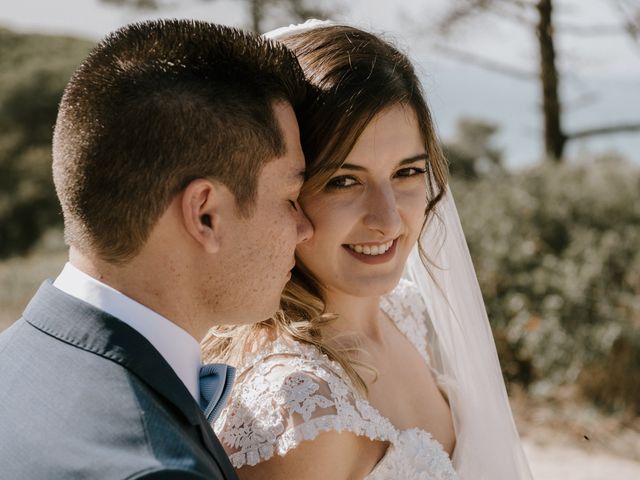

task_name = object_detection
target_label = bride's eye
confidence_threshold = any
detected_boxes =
[326,175,359,189]
[396,167,427,178]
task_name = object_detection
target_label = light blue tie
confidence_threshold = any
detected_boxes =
[199,363,236,423]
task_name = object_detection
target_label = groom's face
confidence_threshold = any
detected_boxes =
[213,102,313,323]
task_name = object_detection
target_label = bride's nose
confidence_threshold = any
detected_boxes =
[296,206,314,243]
[362,184,401,236]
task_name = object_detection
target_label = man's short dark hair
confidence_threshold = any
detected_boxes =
[52,19,306,262]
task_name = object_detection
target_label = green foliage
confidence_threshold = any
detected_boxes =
[0,28,94,257]
[0,229,66,331]
[453,155,640,414]
[443,117,504,179]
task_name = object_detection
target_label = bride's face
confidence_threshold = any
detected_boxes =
[296,104,428,298]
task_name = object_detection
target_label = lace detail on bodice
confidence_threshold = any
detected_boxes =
[381,279,452,396]
[214,279,459,479]
[379,279,430,365]
[368,428,457,480]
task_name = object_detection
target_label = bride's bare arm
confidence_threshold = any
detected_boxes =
[235,430,387,480]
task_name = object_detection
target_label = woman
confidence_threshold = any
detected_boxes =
[203,21,533,480]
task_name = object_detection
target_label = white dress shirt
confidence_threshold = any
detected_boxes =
[53,262,202,401]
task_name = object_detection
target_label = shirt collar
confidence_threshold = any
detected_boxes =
[53,262,202,401]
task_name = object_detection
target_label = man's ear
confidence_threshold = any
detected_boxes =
[181,179,230,254]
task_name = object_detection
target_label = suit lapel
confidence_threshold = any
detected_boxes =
[23,280,239,478]
[23,280,206,426]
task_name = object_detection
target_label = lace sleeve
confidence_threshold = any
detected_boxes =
[213,350,395,469]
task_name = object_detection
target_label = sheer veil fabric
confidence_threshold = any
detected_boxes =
[265,20,534,480]
[406,188,533,479]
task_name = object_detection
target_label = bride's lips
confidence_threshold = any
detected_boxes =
[342,238,398,265]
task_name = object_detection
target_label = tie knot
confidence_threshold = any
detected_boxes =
[199,363,236,423]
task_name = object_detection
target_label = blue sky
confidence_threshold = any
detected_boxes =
[2,0,639,166]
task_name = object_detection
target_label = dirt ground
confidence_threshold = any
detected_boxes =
[511,386,640,479]
[522,437,640,479]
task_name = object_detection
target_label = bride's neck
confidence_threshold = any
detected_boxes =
[322,289,387,347]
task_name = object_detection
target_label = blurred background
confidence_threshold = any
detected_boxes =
[1,0,639,477]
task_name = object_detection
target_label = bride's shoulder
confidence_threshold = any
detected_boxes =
[232,334,347,384]
[220,335,360,419]
[214,335,394,469]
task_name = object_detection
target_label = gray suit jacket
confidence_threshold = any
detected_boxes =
[0,280,238,480]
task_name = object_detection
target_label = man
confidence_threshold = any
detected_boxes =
[0,19,312,479]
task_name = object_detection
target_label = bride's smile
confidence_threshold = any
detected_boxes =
[344,237,398,264]
[346,238,395,255]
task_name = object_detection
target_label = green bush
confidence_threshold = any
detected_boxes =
[0,28,93,257]
[453,155,640,414]
[443,118,504,179]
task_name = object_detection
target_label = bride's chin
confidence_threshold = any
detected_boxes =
[338,272,404,298]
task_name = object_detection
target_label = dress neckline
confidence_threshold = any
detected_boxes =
[234,280,454,465]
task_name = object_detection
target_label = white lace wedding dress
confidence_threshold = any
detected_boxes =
[213,279,459,479]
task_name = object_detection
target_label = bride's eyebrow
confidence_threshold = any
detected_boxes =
[399,154,429,165]
[339,153,429,172]
[339,163,367,172]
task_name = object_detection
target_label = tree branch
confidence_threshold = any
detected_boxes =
[494,0,537,9]
[567,122,640,140]
[436,0,496,35]
[486,6,537,27]
[433,43,537,81]
[610,0,640,44]
[556,21,628,37]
